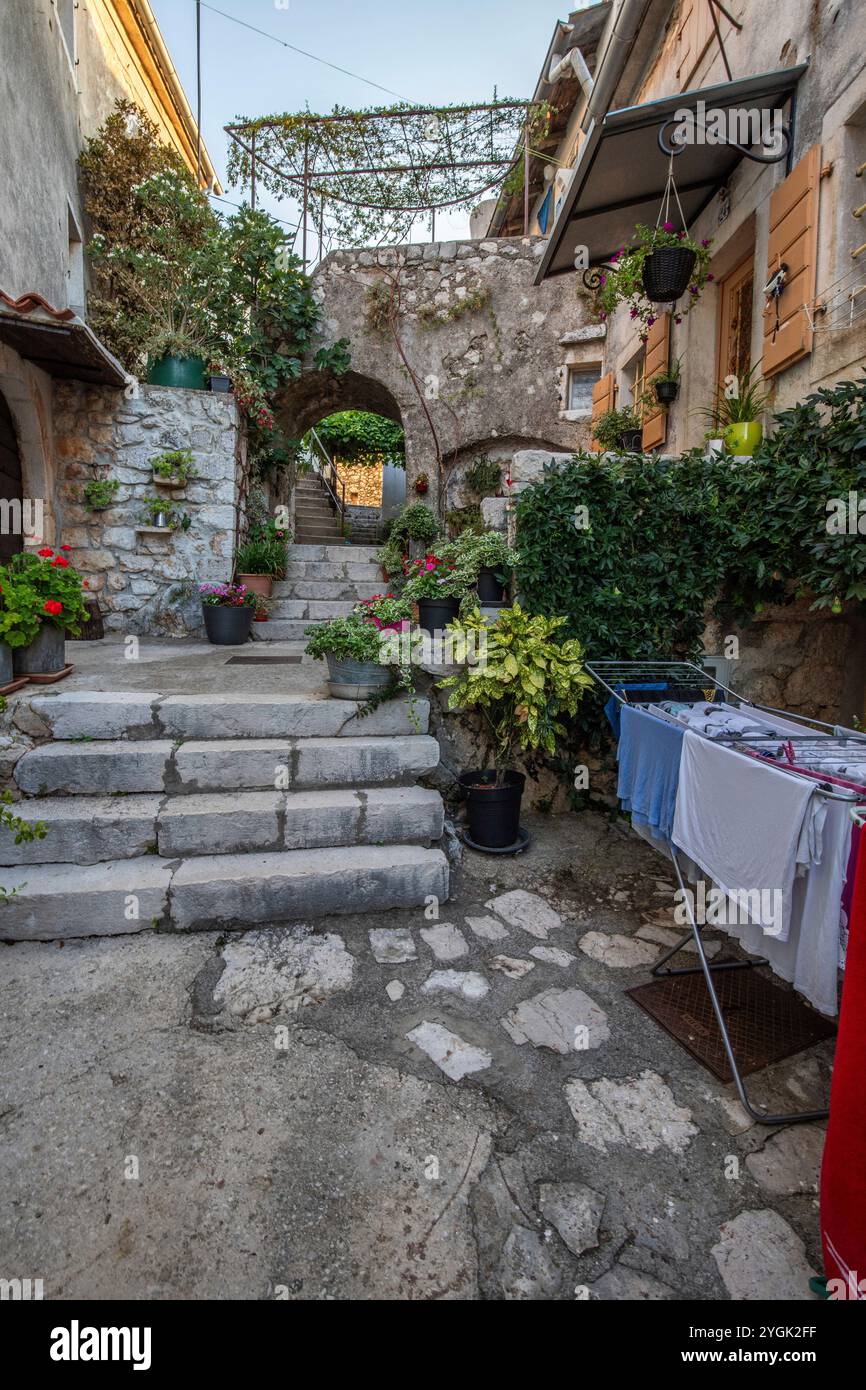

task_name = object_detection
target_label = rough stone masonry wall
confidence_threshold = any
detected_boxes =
[53,382,243,635]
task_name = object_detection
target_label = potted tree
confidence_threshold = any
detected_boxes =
[2,547,88,678]
[700,364,770,456]
[592,406,643,453]
[199,581,256,644]
[439,604,594,850]
[402,549,469,634]
[304,595,412,699]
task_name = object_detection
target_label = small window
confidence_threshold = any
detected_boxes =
[567,365,601,412]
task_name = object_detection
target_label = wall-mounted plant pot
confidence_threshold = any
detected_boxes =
[620,430,644,452]
[13,622,66,675]
[326,655,393,700]
[146,354,206,391]
[642,245,696,302]
[654,380,680,406]
[152,474,188,490]
[417,596,460,634]
[202,604,253,645]
[237,573,273,598]
[209,374,232,393]
[459,769,525,849]
[415,482,429,495]
[477,566,507,602]
[723,421,763,456]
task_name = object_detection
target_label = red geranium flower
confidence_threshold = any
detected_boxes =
[51,556,69,568]
[37,547,53,558]
[43,600,63,615]
[61,543,72,551]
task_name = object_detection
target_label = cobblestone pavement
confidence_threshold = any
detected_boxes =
[0,811,830,1300]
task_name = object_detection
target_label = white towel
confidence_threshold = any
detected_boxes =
[672,731,817,941]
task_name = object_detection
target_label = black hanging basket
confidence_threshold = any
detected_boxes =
[642,245,696,302]
[654,379,680,405]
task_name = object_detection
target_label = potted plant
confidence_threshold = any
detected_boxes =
[414,472,430,495]
[1,547,88,676]
[450,531,519,603]
[592,406,643,453]
[151,448,194,488]
[304,595,412,699]
[234,534,286,598]
[585,223,713,335]
[700,364,770,456]
[208,360,232,393]
[651,357,682,406]
[377,535,405,582]
[140,498,190,531]
[387,501,440,560]
[82,478,120,513]
[199,582,256,644]
[439,604,594,849]
[402,548,469,634]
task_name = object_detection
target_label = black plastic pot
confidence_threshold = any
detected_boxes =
[459,769,525,849]
[642,245,696,302]
[654,379,679,405]
[417,596,460,634]
[620,429,644,452]
[477,565,507,602]
[202,603,253,645]
[209,374,232,393]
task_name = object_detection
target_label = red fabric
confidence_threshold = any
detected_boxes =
[821,825,866,1299]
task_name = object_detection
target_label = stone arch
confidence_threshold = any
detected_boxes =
[275,369,402,443]
[0,348,54,546]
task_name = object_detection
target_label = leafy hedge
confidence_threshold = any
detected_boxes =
[315,411,405,465]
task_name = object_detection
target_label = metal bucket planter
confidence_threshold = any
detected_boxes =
[326,654,393,700]
[237,573,273,598]
[642,245,696,302]
[202,604,253,645]
[13,622,66,675]
[0,640,13,685]
[146,354,206,390]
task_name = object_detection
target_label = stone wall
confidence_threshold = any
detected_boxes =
[54,382,243,635]
[336,461,382,506]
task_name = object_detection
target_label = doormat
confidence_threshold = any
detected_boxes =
[224,655,302,665]
[626,965,836,1083]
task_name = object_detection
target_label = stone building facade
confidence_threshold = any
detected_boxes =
[53,383,243,634]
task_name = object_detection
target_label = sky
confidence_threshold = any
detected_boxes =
[150,0,577,258]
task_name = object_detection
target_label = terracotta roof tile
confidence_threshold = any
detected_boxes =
[0,291,76,322]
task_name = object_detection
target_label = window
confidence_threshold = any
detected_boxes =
[67,203,85,315]
[716,253,755,391]
[56,0,76,69]
[627,350,647,413]
[567,365,601,413]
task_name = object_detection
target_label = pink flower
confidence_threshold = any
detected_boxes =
[701,238,711,248]
[707,273,715,282]
[629,307,638,318]
[662,220,675,232]
[646,315,656,327]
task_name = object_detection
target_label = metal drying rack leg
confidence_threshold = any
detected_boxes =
[669,849,828,1126]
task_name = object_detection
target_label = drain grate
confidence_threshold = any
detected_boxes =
[224,655,302,665]
[626,965,836,1083]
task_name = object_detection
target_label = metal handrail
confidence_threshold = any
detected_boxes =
[308,426,346,530]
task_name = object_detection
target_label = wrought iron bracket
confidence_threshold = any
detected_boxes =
[658,116,791,164]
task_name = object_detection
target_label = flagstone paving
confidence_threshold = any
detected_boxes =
[0,810,831,1300]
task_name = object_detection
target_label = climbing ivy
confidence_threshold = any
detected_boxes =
[314,411,405,465]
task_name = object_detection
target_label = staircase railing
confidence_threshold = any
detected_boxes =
[308,427,346,531]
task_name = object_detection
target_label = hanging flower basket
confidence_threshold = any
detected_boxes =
[642,244,697,302]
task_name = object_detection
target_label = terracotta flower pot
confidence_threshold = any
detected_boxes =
[237,573,273,598]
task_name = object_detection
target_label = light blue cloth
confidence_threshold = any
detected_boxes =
[604,683,668,738]
[616,704,685,845]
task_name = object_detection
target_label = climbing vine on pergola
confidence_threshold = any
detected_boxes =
[225,100,550,251]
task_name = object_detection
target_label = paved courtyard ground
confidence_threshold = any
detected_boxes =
[0,806,829,1300]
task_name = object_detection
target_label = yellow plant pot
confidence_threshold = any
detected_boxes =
[724,421,763,456]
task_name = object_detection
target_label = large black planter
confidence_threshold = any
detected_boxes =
[654,379,679,405]
[417,596,460,635]
[642,245,696,302]
[202,604,253,645]
[13,622,65,674]
[477,565,507,602]
[459,769,525,849]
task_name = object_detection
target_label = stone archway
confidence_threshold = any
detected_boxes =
[0,346,54,548]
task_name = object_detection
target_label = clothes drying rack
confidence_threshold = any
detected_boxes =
[585,658,866,1126]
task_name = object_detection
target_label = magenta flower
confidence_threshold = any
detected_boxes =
[707,273,715,282]
[701,238,710,248]
[662,220,675,232]
[629,307,638,319]
[647,315,656,327]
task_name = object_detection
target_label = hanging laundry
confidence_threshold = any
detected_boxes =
[616,704,684,846]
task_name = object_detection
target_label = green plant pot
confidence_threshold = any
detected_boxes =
[724,421,763,456]
[146,354,206,390]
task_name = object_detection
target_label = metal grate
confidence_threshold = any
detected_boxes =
[224,655,302,665]
[626,965,836,1083]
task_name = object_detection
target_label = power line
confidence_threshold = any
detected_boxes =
[199,2,409,102]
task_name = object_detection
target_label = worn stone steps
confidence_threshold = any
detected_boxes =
[3,786,444,865]
[267,599,357,620]
[22,691,428,740]
[14,734,440,796]
[0,843,449,940]
[274,579,383,602]
[289,544,380,563]
[253,619,323,641]
[278,562,382,585]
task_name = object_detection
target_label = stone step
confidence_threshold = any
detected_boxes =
[0,843,449,940]
[14,734,440,796]
[252,619,319,641]
[3,786,444,864]
[23,691,428,740]
[267,599,357,620]
[278,561,382,583]
[290,544,381,563]
[272,579,382,602]
[295,531,345,544]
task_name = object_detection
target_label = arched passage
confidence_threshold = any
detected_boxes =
[0,389,24,561]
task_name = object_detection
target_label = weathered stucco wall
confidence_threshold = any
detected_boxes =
[53,382,242,635]
[277,236,598,516]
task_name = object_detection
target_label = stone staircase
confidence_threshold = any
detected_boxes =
[294,472,344,544]
[255,542,384,643]
[1,689,447,941]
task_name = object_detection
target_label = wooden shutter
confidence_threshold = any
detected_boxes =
[590,371,615,452]
[762,145,821,377]
[641,312,671,451]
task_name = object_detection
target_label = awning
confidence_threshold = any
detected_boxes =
[534,63,809,283]
[0,293,129,388]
